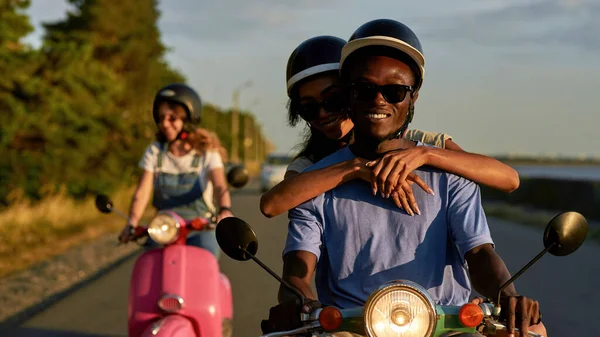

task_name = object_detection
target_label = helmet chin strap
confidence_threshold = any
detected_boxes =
[173,122,195,143]
[382,99,415,142]
[353,100,415,153]
[176,130,189,141]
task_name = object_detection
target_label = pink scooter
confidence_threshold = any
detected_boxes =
[96,195,233,337]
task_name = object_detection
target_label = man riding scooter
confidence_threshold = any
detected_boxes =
[272,19,547,337]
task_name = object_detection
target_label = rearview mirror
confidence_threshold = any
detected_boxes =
[227,164,250,189]
[95,194,113,214]
[495,211,588,310]
[216,217,258,261]
[216,216,306,301]
[544,211,588,256]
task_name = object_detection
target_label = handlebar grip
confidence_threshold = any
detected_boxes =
[259,325,313,337]
[489,320,544,337]
[117,226,147,244]
[132,226,147,238]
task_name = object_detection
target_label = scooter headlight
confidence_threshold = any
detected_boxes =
[147,213,180,245]
[364,280,437,337]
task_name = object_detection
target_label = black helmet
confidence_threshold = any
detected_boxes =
[153,83,203,124]
[340,19,425,89]
[286,35,347,96]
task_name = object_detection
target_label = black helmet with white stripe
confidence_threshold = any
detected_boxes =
[286,35,346,96]
[153,83,203,124]
[341,19,425,90]
[341,19,426,141]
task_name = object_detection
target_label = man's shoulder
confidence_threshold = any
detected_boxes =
[287,156,314,173]
[415,166,480,191]
[302,147,354,173]
[413,165,449,179]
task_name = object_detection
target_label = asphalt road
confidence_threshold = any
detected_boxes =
[3,186,597,337]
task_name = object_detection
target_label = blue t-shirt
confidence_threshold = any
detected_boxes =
[283,146,493,308]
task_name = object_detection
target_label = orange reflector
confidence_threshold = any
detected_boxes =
[459,303,484,328]
[319,306,343,331]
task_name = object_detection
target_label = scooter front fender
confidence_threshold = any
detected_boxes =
[129,245,224,337]
[140,315,195,337]
[219,273,233,320]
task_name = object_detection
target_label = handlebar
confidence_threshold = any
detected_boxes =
[260,323,543,337]
[259,321,321,337]
[486,319,544,337]
[129,226,148,239]
[478,303,544,337]
[258,307,545,337]
[188,217,212,230]
[119,216,214,244]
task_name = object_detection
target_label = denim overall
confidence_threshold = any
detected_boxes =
[146,143,220,259]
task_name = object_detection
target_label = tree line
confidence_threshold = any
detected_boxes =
[0,0,272,207]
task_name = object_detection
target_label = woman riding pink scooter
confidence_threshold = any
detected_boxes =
[119,83,234,259]
[104,83,242,337]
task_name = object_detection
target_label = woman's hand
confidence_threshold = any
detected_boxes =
[388,179,429,216]
[367,146,434,197]
[359,147,434,215]
[217,209,233,223]
[354,157,372,182]
[470,297,547,337]
[118,224,134,243]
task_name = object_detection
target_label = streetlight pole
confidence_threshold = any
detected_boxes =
[255,124,262,162]
[231,80,252,164]
[242,98,260,163]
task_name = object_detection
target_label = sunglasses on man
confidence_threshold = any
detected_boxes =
[349,82,413,104]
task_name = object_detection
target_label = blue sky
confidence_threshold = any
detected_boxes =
[25,0,599,157]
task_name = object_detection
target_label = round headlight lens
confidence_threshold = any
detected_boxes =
[364,281,436,337]
[147,213,180,245]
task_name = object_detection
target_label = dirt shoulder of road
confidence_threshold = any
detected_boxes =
[0,228,140,325]
[0,184,258,326]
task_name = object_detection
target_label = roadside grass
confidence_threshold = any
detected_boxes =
[0,175,259,279]
[0,186,139,278]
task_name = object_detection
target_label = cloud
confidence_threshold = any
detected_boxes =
[22,0,70,47]
[158,0,343,43]
[417,0,600,54]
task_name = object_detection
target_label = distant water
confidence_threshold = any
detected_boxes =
[512,165,600,181]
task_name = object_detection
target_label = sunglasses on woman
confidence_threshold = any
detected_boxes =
[349,82,413,104]
[157,114,179,124]
[293,93,346,122]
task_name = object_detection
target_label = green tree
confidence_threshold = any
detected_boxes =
[39,0,185,196]
[0,0,271,206]
[0,0,39,202]
[44,0,183,145]
[0,0,32,51]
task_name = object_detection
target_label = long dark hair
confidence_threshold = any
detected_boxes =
[287,77,354,163]
[293,122,353,163]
